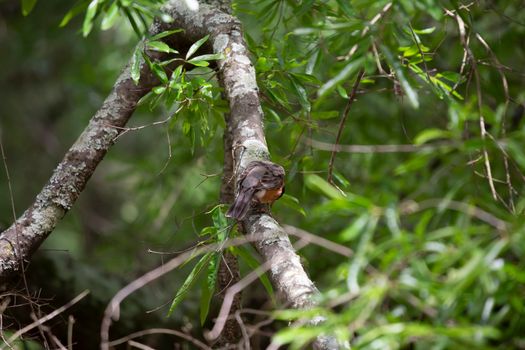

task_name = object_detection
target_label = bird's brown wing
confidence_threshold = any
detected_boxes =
[227,161,285,220]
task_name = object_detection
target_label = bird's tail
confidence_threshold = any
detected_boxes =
[226,189,255,220]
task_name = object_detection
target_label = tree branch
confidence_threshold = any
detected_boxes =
[160,3,339,348]
[0,41,165,284]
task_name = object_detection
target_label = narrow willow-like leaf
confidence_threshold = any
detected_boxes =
[21,0,37,16]
[82,0,99,37]
[200,252,220,325]
[100,1,119,30]
[186,35,210,60]
[168,253,213,316]
[146,41,175,54]
[317,57,364,99]
[130,45,143,85]
[60,0,90,27]
[149,29,184,41]
[347,216,378,294]
[234,246,275,303]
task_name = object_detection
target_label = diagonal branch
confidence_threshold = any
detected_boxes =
[0,40,167,284]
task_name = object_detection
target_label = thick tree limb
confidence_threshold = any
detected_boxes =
[161,2,339,348]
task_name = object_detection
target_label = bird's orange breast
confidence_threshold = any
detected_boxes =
[256,187,283,204]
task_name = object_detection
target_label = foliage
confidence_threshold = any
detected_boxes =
[3,0,525,348]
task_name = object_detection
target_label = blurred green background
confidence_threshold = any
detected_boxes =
[1,0,525,348]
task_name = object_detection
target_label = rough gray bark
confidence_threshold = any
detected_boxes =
[161,3,339,349]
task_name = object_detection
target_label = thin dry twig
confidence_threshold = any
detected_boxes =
[339,2,393,60]
[128,340,155,350]
[475,32,514,212]
[445,8,498,201]
[100,236,259,350]
[67,315,75,350]
[108,329,211,349]
[399,198,507,232]
[327,68,365,186]
[1,290,89,350]
[206,259,274,341]
[283,225,353,257]
[309,138,457,153]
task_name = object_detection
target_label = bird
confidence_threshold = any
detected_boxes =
[226,160,285,220]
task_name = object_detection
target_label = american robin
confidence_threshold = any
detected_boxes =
[226,160,285,220]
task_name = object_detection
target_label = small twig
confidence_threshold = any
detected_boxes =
[100,236,259,350]
[283,225,353,257]
[399,199,507,232]
[206,259,274,341]
[128,340,155,350]
[339,2,393,60]
[44,328,67,350]
[475,32,514,212]
[309,138,457,153]
[108,328,211,349]
[235,311,251,350]
[2,290,89,349]
[445,8,498,201]
[0,297,14,350]
[108,104,185,142]
[157,127,173,175]
[67,315,75,350]
[327,68,365,186]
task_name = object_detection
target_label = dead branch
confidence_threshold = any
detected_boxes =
[1,290,89,349]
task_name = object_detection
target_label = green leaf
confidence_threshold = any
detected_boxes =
[413,26,436,34]
[152,86,166,94]
[82,0,99,37]
[414,128,452,145]
[100,1,119,30]
[347,216,378,293]
[311,111,339,119]
[273,326,321,348]
[234,246,275,303]
[189,53,224,62]
[212,206,229,242]
[335,0,354,17]
[278,194,306,216]
[336,85,348,99]
[168,253,213,316]
[200,252,220,325]
[381,44,419,108]
[60,0,90,27]
[187,60,210,67]
[170,65,183,81]
[186,35,210,60]
[151,63,168,83]
[317,57,364,99]
[339,214,369,241]
[21,0,37,16]
[437,71,462,83]
[146,41,177,54]
[304,174,344,200]
[149,29,184,41]
[130,45,143,84]
[289,75,311,112]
